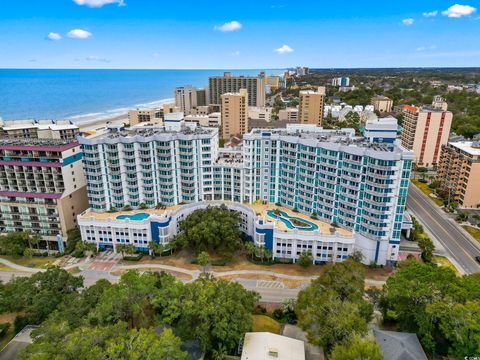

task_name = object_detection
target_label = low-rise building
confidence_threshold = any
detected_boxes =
[249,107,272,122]
[0,119,79,140]
[437,140,480,208]
[128,108,162,126]
[278,108,299,122]
[371,96,393,113]
[362,116,398,143]
[184,112,221,127]
[373,329,427,360]
[241,332,305,360]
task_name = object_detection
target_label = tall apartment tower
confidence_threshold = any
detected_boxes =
[175,85,208,114]
[0,138,88,250]
[209,72,265,108]
[437,141,480,208]
[299,87,326,126]
[0,120,79,140]
[221,89,248,139]
[401,98,453,167]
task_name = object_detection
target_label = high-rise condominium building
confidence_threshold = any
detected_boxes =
[221,89,248,139]
[209,72,265,108]
[437,141,480,208]
[0,138,88,249]
[78,124,413,265]
[0,120,79,140]
[299,87,326,126]
[128,108,162,126]
[371,96,393,113]
[332,77,350,87]
[400,97,453,167]
[175,85,209,114]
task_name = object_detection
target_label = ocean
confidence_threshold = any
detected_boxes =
[0,69,283,123]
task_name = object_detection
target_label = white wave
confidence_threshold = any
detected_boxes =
[67,97,175,124]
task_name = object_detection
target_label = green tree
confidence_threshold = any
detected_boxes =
[157,276,258,356]
[93,270,159,329]
[174,205,243,256]
[380,260,465,354]
[297,289,369,352]
[296,260,372,353]
[245,241,256,260]
[417,236,435,263]
[298,251,313,268]
[197,251,211,274]
[148,241,164,258]
[21,322,187,360]
[330,335,382,360]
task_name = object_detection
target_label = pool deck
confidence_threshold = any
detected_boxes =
[250,203,352,236]
[79,202,352,237]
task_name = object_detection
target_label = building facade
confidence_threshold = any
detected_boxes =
[437,141,480,208]
[221,89,248,139]
[400,100,453,167]
[332,77,350,87]
[278,108,299,122]
[78,124,413,265]
[208,72,265,108]
[175,85,209,115]
[0,138,88,248]
[0,120,79,140]
[298,87,326,126]
[371,96,393,113]
[128,108,162,126]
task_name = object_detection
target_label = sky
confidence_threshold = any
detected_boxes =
[0,0,479,69]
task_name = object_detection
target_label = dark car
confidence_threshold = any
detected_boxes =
[475,256,480,264]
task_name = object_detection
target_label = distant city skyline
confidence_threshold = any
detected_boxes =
[0,0,479,69]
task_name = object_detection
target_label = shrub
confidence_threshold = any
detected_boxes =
[71,250,84,258]
[253,305,267,315]
[0,323,10,338]
[272,308,284,320]
[211,259,227,266]
[123,254,143,261]
[13,316,29,334]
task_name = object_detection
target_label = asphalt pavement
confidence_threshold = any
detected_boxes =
[407,185,480,274]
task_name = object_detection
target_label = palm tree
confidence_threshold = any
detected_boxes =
[245,242,256,260]
[116,244,127,259]
[31,233,42,252]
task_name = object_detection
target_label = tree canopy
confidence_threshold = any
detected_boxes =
[296,259,373,354]
[173,205,243,256]
[381,260,480,356]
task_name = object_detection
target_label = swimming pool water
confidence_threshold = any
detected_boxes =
[116,212,150,221]
[266,210,318,231]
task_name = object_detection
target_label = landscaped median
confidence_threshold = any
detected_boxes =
[462,225,480,243]
[411,179,444,207]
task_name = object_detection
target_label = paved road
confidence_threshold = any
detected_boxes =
[407,185,480,274]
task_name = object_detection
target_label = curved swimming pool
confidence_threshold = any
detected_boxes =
[116,212,150,221]
[266,210,318,231]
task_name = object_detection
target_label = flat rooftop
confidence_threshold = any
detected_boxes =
[80,202,352,237]
[81,124,217,141]
[0,138,77,147]
[450,141,480,156]
[241,332,305,360]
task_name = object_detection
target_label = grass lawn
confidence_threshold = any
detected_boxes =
[252,315,281,334]
[0,255,56,268]
[411,179,444,207]
[433,256,460,276]
[462,225,480,243]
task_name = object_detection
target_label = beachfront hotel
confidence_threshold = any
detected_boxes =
[208,72,266,109]
[77,122,413,265]
[0,137,88,250]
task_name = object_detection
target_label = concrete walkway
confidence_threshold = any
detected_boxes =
[0,258,45,273]
[115,263,387,286]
